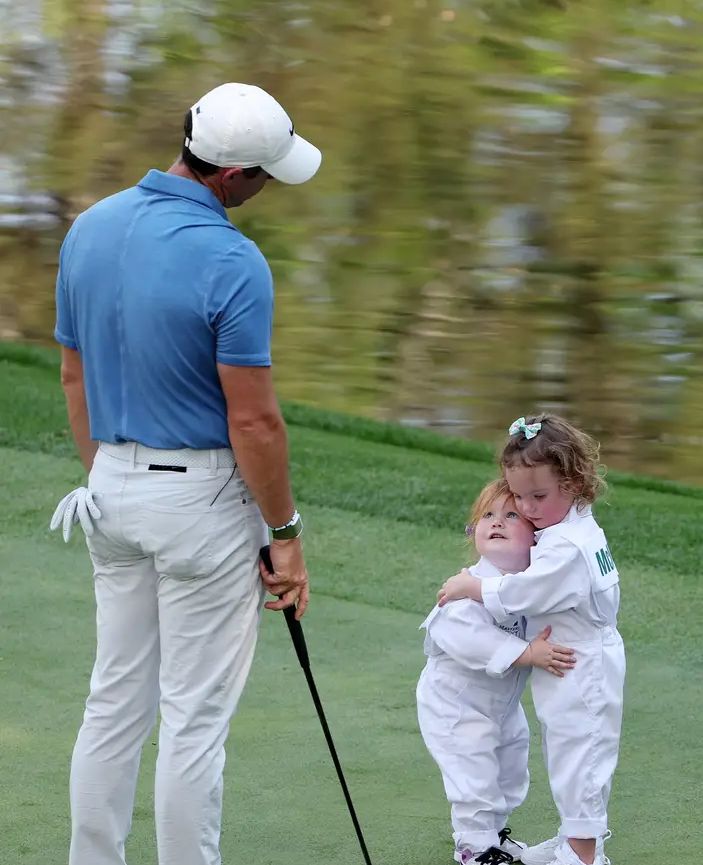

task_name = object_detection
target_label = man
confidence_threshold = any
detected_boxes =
[51,82,321,865]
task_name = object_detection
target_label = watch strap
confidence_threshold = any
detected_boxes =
[270,510,303,540]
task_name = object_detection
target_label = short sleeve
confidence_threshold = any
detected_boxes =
[208,241,273,367]
[54,229,79,350]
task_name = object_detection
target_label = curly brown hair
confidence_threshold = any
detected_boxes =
[500,414,607,504]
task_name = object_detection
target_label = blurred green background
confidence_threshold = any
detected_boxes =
[2,0,703,482]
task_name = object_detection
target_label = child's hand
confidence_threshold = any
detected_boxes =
[437,570,482,606]
[520,626,576,677]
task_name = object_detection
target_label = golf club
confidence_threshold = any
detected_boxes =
[260,545,374,865]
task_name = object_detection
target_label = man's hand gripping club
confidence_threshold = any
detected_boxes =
[258,537,309,619]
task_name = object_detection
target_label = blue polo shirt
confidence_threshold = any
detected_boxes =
[54,170,273,449]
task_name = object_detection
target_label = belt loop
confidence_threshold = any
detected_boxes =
[208,448,217,476]
[131,441,138,469]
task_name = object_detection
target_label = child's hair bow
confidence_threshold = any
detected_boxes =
[508,416,542,440]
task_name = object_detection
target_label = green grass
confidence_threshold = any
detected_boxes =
[1,343,702,864]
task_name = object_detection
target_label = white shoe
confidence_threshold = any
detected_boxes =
[522,833,610,865]
[546,840,611,865]
[520,837,561,865]
[498,827,527,861]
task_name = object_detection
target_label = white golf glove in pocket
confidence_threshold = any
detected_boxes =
[50,487,102,542]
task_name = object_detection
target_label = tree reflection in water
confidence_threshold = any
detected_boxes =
[1,0,702,482]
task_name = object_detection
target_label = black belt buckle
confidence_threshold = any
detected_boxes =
[148,464,187,473]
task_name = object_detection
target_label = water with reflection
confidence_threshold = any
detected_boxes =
[2,0,703,482]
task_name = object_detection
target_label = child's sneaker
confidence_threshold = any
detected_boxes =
[522,832,610,865]
[459,847,515,864]
[520,837,561,865]
[498,827,527,860]
[546,840,610,865]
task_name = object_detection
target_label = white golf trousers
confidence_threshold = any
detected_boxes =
[69,443,267,865]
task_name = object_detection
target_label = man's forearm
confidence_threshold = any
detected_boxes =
[63,381,97,472]
[228,414,295,528]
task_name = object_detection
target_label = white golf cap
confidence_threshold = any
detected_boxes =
[185,83,322,184]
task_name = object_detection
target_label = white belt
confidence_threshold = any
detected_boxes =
[99,441,235,469]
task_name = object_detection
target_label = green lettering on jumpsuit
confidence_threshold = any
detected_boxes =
[595,545,615,576]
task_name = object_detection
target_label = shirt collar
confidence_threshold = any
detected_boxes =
[534,502,592,539]
[469,556,505,580]
[137,169,228,219]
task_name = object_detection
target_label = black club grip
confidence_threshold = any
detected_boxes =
[259,544,310,669]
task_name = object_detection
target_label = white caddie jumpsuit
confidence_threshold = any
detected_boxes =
[480,504,626,840]
[416,556,531,858]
